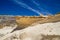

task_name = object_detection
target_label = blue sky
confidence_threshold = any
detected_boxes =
[0,0,60,16]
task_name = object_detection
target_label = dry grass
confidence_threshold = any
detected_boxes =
[15,16,45,29]
[0,14,60,29]
[15,14,60,29]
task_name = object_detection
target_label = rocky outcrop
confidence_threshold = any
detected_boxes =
[0,14,60,40]
[0,21,60,40]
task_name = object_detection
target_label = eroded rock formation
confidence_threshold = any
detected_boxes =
[0,14,60,40]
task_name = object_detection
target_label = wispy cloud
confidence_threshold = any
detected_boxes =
[14,0,41,15]
[32,0,52,15]
[31,0,40,6]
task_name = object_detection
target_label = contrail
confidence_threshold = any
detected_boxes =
[32,0,52,15]
[31,0,43,9]
[14,0,41,15]
[31,0,40,6]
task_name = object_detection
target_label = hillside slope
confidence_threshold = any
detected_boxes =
[15,14,60,29]
[0,14,60,40]
[0,21,60,40]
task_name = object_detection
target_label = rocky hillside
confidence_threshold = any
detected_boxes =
[0,14,60,29]
[0,14,60,40]
[15,14,60,29]
[0,15,16,29]
[0,21,60,40]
